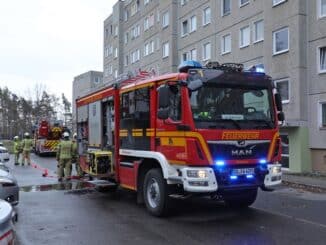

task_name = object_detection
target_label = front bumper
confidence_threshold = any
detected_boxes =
[169,163,281,193]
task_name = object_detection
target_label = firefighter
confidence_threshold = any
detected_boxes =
[56,132,73,181]
[72,133,83,178]
[13,136,22,166]
[21,132,33,166]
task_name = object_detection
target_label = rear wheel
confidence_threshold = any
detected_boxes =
[224,188,258,208]
[143,168,169,217]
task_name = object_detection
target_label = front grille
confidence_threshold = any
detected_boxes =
[208,140,270,160]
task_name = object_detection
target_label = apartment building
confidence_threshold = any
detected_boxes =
[72,71,103,126]
[103,0,326,173]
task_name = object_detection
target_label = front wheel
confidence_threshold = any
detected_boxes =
[224,188,258,208]
[143,168,169,217]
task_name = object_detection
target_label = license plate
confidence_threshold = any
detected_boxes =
[232,168,255,176]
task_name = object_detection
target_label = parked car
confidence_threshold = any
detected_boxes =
[0,168,19,206]
[0,200,16,244]
[0,146,10,162]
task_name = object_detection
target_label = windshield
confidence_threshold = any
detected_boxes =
[190,84,275,129]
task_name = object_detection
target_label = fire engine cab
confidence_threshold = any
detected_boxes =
[76,61,284,216]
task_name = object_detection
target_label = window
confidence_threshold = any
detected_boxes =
[109,46,113,55]
[240,0,249,7]
[131,49,140,63]
[109,65,113,75]
[144,43,150,56]
[182,20,188,36]
[181,0,188,6]
[254,20,264,43]
[105,47,109,57]
[131,25,140,39]
[240,26,250,48]
[190,48,197,60]
[221,34,231,54]
[114,48,118,58]
[280,134,289,168]
[202,42,211,61]
[273,0,286,7]
[274,79,289,103]
[190,16,197,32]
[318,46,326,73]
[114,69,118,79]
[222,0,231,16]
[273,27,289,55]
[162,11,169,28]
[105,28,109,39]
[124,32,129,44]
[150,40,155,54]
[114,26,118,36]
[320,102,326,128]
[131,0,140,16]
[124,9,129,21]
[144,17,149,30]
[182,52,188,62]
[158,84,181,121]
[319,0,326,17]
[162,42,169,58]
[203,7,211,26]
[124,55,129,66]
[149,14,155,28]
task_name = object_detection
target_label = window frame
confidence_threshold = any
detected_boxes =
[318,0,326,18]
[239,0,249,8]
[274,78,290,104]
[222,0,231,16]
[273,0,287,7]
[181,19,188,37]
[162,11,169,28]
[273,27,289,55]
[203,7,211,26]
[317,46,326,74]
[190,48,197,60]
[239,25,250,48]
[190,15,197,33]
[319,101,326,129]
[202,42,211,61]
[221,33,232,55]
[162,42,169,58]
[253,19,264,43]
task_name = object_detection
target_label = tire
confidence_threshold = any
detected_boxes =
[224,188,258,208]
[143,168,170,217]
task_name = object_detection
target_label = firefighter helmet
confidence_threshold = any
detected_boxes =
[14,136,19,141]
[73,133,77,139]
[24,132,30,138]
[63,132,70,138]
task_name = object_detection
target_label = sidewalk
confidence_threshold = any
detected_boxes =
[282,171,326,192]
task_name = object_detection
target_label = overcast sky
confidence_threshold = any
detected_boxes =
[0,0,114,101]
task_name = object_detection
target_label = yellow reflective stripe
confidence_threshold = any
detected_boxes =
[120,184,136,191]
[267,132,279,161]
[160,137,186,147]
[169,160,186,165]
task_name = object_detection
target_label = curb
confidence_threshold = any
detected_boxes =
[282,180,326,193]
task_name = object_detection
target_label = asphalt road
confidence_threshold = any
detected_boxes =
[6,154,326,245]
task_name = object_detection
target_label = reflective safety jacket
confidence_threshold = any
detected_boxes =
[22,139,33,151]
[56,140,73,160]
[14,141,22,154]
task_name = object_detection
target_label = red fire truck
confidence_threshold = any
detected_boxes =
[76,61,284,216]
[34,120,63,155]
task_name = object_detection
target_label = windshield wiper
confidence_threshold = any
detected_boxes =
[250,119,274,129]
[215,119,242,129]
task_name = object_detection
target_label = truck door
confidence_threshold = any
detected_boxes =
[155,83,187,164]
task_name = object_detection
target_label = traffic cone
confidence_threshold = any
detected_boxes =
[42,169,48,177]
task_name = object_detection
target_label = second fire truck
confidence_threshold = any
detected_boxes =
[76,61,284,216]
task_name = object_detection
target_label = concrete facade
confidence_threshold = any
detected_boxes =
[72,71,103,126]
[103,0,326,172]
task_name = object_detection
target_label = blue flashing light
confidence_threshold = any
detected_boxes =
[178,60,202,72]
[256,67,265,73]
[230,175,238,180]
[259,159,267,164]
[246,174,254,179]
[216,160,225,166]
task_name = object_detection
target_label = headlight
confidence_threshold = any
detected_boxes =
[271,166,281,174]
[186,170,208,178]
[0,178,15,185]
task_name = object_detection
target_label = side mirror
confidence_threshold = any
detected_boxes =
[278,112,285,122]
[157,85,170,108]
[188,79,203,91]
[275,93,283,112]
[158,108,169,120]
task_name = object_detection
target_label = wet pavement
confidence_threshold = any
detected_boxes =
[5,154,326,245]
